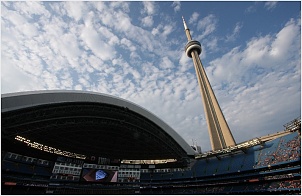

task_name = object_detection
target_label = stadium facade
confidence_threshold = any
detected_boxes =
[1,18,301,195]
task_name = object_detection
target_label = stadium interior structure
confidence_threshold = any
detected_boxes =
[1,90,301,195]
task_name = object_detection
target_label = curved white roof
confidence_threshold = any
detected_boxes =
[2,90,196,156]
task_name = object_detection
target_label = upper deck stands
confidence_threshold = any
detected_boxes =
[140,131,300,181]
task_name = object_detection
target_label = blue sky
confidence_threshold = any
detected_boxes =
[1,1,301,152]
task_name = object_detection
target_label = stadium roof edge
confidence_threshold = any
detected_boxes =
[1,90,196,157]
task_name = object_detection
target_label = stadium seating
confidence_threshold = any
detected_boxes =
[1,131,300,195]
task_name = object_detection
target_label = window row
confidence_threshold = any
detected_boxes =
[82,163,119,170]
[52,169,81,175]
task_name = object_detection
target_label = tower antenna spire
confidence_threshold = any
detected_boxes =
[182,16,192,41]
[182,16,189,30]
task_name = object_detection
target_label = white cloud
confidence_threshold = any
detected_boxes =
[22,23,39,37]
[140,2,157,28]
[226,22,243,42]
[13,1,51,18]
[59,33,81,63]
[141,16,154,27]
[141,1,156,15]
[42,15,65,37]
[87,55,103,71]
[114,11,133,32]
[3,8,27,27]
[162,25,174,37]
[172,1,181,12]
[206,37,218,51]
[74,84,83,90]
[179,52,192,72]
[109,1,130,13]
[80,24,115,61]
[41,70,60,89]
[78,77,90,87]
[197,14,218,39]
[269,19,300,61]
[264,1,277,10]
[98,26,120,45]
[65,1,85,22]
[245,3,257,13]
[1,55,44,93]
[151,24,174,39]
[208,18,300,86]
[49,2,67,16]
[151,27,159,36]
[121,38,136,52]
[160,56,174,69]
[189,12,199,24]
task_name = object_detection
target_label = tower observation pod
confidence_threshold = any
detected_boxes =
[182,16,236,151]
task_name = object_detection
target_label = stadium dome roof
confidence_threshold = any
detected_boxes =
[1,90,196,161]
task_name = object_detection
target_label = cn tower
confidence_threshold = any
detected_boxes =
[182,16,236,151]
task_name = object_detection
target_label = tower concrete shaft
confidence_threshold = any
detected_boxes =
[182,16,236,150]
